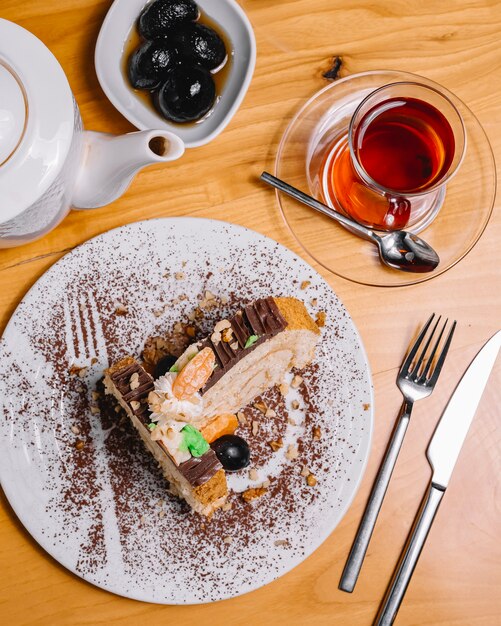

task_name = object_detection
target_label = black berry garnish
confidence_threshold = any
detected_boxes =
[211,435,250,472]
[139,0,199,40]
[128,40,178,90]
[153,354,178,379]
[175,23,227,70]
[154,65,215,123]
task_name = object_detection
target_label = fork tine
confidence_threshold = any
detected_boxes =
[427,320,457,386]
[419,317,448,381]
[400,314,435,376]
[409,315,442,379]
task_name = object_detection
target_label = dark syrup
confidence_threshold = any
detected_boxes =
[122,7,232,125]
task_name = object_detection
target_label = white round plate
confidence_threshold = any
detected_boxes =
[0,218,373,604]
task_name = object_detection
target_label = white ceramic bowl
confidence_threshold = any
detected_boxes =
[95,0,256,148]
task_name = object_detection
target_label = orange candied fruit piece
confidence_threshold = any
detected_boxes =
[172,347,215,400]
[200,413,238,444]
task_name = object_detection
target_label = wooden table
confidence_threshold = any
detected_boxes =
[1,1,500,624]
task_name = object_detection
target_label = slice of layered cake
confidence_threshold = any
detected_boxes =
[103,296,320,516]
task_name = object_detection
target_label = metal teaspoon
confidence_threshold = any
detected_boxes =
[260,172,440,273]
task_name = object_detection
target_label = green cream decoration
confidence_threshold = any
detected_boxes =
[244,334,259,349]
[147,423,156,431]
[180,424,209,457]
[169,364,179,373]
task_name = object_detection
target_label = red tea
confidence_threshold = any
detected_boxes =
[353,97,455,193]
[321,96,456,230]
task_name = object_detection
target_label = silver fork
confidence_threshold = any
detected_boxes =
[339,314,456,593]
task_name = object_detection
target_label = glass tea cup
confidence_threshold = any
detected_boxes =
[320,82,467,231]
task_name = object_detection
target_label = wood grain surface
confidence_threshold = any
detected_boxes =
[1,1,500,624]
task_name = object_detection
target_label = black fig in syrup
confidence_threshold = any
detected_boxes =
[211,435,250,472]
[153,354,178,379]
[175,23,227,70]
[155,65,215,123]
[139,0,199,40]
[128,39,178,90]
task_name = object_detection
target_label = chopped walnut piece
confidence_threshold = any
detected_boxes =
[223,536,233,544]
[91,391,100,401]
[75,439,85,451]
[230,341,239,351]
[158,510,165,518]
[114,304,128,316]
[306,473,318,487]
[130,400,140,411]
[91,357,98,365]
[222,328,234,343]
[315,311,326,328]
[174,271,186,280]
[211,331,222,345]
[114,405,122,413]
[78,367,89,378]
[313,426,322,440]
[268,438,283,452]
[252,420,259,436]
[199,290,217,309]
[214,319,231,333]
[90,406,100,415]
[363,403,371,411]
[153,309,163,318]
[70,425,81,435]
[253,401,267,414]
[187,310,197,322]
[185,325,196,338]
[287,417,297,426]
[222,502,233,512]
[310,298,318,307]
[300,465,310,477]
[274,539,288,546]
[300,280,311,290]
[291,375,303,389]
[173,322,184,334]
[237,411,247,426]
[220,295,229,305]
[279,383,289,396]
[291,399,300,410]
[265,408,276,418]
[286,444,299,460]
[241,487,267,502]
[143,335,187,369]
[130,372,140,390]
[261,479,271,488]
[248,468,259,481]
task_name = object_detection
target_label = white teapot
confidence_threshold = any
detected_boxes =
[0,19,185,248]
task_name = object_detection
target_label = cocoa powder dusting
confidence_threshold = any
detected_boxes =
[0,221,372,603]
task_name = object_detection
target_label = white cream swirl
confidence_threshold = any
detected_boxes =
[148,373,204,425]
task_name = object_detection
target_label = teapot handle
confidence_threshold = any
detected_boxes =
[72,130,185,210]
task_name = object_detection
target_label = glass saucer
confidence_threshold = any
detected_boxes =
[275,70,496,287]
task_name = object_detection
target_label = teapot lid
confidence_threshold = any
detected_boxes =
[0,19,75,225]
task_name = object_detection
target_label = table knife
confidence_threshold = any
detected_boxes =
[375,330,501,626]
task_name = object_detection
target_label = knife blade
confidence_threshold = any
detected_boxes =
[376,330,501,626]
[427,329,501,489]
